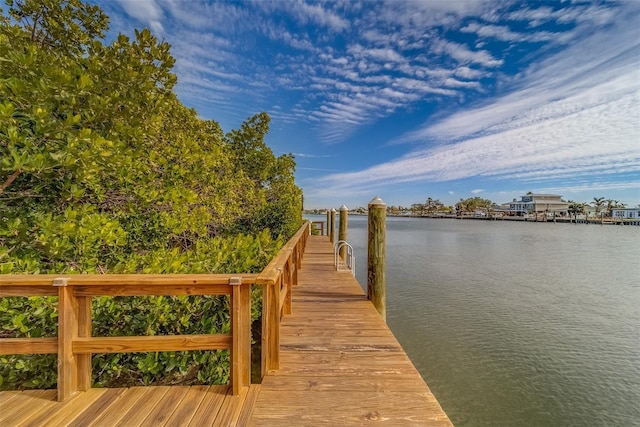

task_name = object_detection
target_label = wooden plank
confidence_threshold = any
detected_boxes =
[13,391,60,427]
[0,389,56,425]
[73,284,232,297]
[0,337,57,355]
[250,391,451,426]
[215,385,249,426]
[236,384,261,426]
[259,375,431,393]
[0,285,57,296]
[72,334,232,353]
[0,274,258,287]
[67,387,129,427]
[26,387,105,426]
[0,389,21,407]
[138,385,189,426]
[114,386,171,426]
[186,385,229,425]
[161,385,211,427]
[86,386,149,426]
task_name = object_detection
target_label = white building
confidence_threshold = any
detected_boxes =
[506,193,570,216]
[611,208,640,219]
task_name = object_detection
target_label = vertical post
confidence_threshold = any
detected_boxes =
[56,277,78,402]
[261,279,280,379]
[339,205,348,260]
[329,208,336,244]
[283,263,292,315]
[230,277,250,395]
[367,196,387,321]
[326,211,331,236]
[77,296,92,391]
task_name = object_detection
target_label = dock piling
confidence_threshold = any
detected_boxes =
[329,208,336,244]
[367,196,386,321]
[326,210,331,236]
[338,205,348,259]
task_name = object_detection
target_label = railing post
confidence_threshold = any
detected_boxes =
[55,277,79,401]
[339,205,348,260]
[77,296,92,391]
[326,210,331,236]
[261,280,280,378]
[329,208,336,244]
[367,196,387,321]
[284,263,292,315]
[230,277,250,395]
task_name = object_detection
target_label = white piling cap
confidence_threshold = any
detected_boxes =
[368,196,386,207]
[331,208,336,212]
[339,204,348,211]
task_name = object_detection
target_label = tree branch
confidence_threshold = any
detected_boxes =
[0,169,22,195]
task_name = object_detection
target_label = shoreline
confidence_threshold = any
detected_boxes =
[305,212,640,226]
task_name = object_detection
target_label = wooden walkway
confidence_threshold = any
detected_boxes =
[249,235,451,425]
[0,235,451,426]
[0,384,260,426]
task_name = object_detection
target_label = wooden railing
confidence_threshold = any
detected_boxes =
[311,221,325,235]
[256,221,309,376]
[0,221,310,401]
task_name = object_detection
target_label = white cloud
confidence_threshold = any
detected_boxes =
[286,0,349,32]
[431,38,504,68]
[118,0,164,35]
[309,9,640,197]
[460,22,554,43]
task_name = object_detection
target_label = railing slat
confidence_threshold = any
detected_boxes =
[73,284,232,297]
[72,334,232,353]
[0,274,258,286]
[0,338,57,354]
[0,286,57,297]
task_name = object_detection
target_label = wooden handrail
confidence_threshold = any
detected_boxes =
[256,221,309,377]
[0,274,253,400]
[0,221,311,399]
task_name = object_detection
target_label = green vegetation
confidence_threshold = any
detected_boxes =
[0,0,301,390]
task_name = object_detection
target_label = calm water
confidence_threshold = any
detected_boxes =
[309,215,640,426]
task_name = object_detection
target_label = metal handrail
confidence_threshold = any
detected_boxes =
[334,240,355,276]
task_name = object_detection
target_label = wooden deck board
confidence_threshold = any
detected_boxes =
[249,235,452,426]
[0,389,57,426]
[0,385,258,426]
[86,386,148,426]
[161,384,211,427]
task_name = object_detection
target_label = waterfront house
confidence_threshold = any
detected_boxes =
[506,193,570,217]
[611,208,640,219]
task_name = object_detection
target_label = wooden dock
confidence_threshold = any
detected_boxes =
[249,235,451,425]
[0,235,451,426]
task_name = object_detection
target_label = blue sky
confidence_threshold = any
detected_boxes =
[91,0,639,209]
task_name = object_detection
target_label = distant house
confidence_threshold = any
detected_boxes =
[505,193,570,216]
[611,208,640,219]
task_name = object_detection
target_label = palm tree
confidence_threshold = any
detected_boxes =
[568,201,585,223]
[592,197,605,214]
